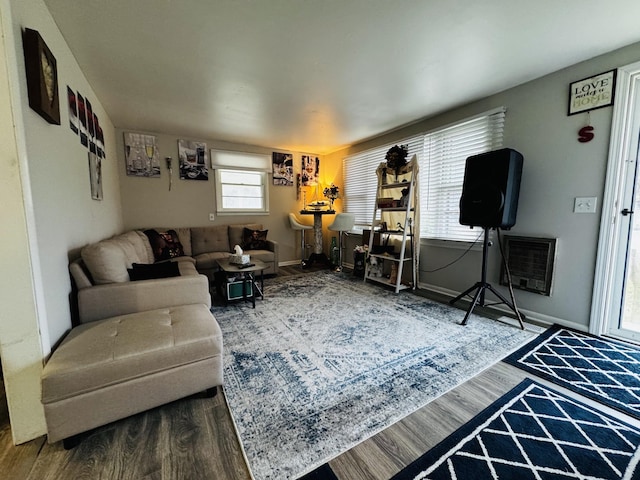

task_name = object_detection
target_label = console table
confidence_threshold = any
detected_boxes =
[300,209,335,267]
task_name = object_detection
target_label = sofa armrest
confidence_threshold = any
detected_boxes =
[266,239,279,274]
[77,274,211,324]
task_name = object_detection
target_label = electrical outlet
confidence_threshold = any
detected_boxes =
[209,213,215,221]
[574,197,597,213]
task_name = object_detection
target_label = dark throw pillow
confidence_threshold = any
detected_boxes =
[144,229,185,262]
[241,228,269,250]
[128,262,180,281]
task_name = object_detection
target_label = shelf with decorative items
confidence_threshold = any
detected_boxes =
[364,145,418,293]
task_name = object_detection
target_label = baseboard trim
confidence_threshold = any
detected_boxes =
[279,260,302,266]
[417,281,586,332]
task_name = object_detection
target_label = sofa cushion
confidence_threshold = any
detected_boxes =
[191,225,230,255]
[128,262,180,281]
[81,231,154,284]
[241,228,269,250]
[41,304,222,403]
[170,227,192,256]
[176,259,198,275]
[81,239,131,284]
[194,251,232,271]
[144,229,185,261]
[229,223,262,250]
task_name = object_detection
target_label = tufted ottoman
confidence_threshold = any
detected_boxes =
[41,303,223,446]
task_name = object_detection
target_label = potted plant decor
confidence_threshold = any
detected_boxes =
[385,145,409,180]
[323,184,340,210]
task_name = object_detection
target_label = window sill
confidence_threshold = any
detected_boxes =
[216,211,270,216]
[420,237,484,251]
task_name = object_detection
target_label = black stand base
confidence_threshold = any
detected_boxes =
[450,281,525,327]
[449,227,525,329]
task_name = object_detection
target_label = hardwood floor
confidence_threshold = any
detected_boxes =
[1,266,637,479]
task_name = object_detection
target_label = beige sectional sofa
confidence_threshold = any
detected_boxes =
[41,223,277,446]
[69,223,278,323]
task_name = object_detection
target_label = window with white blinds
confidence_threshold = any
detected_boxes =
[342,108,505,241]
[343,135,423,226]
[419,108,505,242]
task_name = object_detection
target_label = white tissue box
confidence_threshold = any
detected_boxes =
[230,254,250,265]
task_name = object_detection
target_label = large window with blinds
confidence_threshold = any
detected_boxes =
[343,136,423,227]
[419,108,505,242]
[343,108,505,242]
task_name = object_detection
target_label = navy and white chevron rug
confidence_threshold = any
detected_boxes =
[392,379,640,480]
[504,325,640,419]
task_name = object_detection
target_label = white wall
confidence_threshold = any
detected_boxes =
[116,130,328,264]
[8,0,122,349]
[328,41,640,330]
[0,0,122,442]
[0,0,45,445]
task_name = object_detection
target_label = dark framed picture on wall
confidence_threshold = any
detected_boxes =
[568,69,616,115]
[22,28,60,125]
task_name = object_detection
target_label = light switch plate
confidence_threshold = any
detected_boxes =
[209,213,215,221]
[574,197,597,213]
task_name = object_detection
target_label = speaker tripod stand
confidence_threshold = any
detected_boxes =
[449,227,525,329]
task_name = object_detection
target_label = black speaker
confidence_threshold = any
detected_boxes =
[459,148,523,229]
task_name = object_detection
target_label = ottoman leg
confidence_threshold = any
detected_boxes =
[205,386,218,398]
[63,433,84,450]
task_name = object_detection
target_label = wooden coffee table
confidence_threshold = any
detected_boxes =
[216,258,266,308]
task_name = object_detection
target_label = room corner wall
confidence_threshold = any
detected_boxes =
[0,0,46,444]
[0,0,123,443]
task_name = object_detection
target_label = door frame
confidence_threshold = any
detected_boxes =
[591,60,640,337]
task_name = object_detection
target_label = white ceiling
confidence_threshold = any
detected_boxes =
[44,0,640,154]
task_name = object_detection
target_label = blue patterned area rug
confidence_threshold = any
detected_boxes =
[391,379,640,480]
[504,324,640,420]
[213,271,536,480]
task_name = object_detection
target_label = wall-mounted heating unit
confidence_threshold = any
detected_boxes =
[499,235,557,296]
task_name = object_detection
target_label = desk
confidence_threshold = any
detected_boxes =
[300,209,335,267]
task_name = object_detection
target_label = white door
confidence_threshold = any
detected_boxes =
[592,61,640,341]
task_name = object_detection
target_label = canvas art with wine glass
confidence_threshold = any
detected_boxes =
[124,132,161,177]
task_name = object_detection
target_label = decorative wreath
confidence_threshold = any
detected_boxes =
[385,145,408,170]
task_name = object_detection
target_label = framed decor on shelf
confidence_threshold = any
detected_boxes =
[568,69,616,115]
[22,28,60,125]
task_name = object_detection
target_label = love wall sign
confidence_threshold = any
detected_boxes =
[568,69,616,115]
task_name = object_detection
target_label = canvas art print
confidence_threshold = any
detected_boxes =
[301,155,319,186]
[178,139,208,180]
[86,99,96,154]
[67,86,78,134]
[124,132,161,177]
[94,115,105,158]
[77,93,88,147]
[88,152,103,200]
[272,152,293,186]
